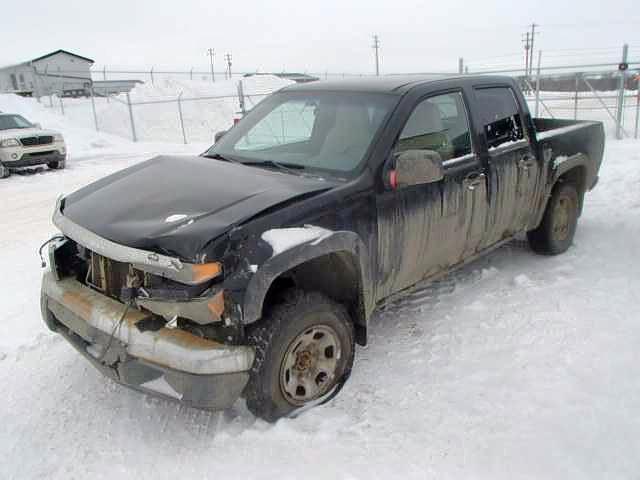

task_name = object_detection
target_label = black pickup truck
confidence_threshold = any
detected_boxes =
[41,75,604,421]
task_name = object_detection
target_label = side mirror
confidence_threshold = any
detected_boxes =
[33,122,42,129]
[389,149,444,189]
[214,130,227,143]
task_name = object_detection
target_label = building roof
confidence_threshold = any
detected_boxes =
[30,50,95,64]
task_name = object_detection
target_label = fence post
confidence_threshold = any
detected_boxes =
[150,67,154,85]
[126,92,138,142]
[574,73,580,120]
[190,67,193,80]
[59,96,65,116]
[615,44,628,139]
[90,86,99,131]
[237,80,246,116]
[534,50,542,117]
[177,92,187,144]
[635,77,639,139]
[103,66,106,81]
[458,58,464,75]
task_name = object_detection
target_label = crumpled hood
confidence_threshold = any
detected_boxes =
[62,155,335,260]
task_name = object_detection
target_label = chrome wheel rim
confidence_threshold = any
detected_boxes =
[280,325,342,406]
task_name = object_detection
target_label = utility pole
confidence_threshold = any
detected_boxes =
[522,31,531,77]
[529,23,538,77]
[207,48,215,83]
[225,53,233,80]
[372,35,380,76]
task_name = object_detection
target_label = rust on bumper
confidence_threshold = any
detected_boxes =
[41,272,255,409]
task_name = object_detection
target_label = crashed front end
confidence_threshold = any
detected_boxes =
[40,197,254,410]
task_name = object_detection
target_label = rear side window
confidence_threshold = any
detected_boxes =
[395,91,472,161]
[474,87,524,149]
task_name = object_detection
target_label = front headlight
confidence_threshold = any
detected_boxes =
[0,138,20,148]
[53,134,64,143]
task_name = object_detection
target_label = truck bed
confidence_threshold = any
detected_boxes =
[533,117,605,192]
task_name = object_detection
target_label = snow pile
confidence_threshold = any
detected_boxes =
[1,75,293,145]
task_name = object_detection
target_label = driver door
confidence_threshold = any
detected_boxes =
[375,90,488,300]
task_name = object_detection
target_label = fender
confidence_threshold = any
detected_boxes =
[241,230,373,326]
[531,152,592,229]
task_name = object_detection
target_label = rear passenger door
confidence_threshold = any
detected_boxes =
[375,90,489,299]
[473,86,539,247]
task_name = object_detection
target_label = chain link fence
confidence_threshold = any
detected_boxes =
[39,45,640,143]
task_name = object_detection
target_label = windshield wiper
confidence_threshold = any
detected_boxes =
[242,160,306,173]
[202,152,242,164]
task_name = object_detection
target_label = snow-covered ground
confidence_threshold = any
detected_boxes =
[1,91,639,479]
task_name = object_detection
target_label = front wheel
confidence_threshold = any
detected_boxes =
[527,182,579,255]
[244,290,355,422]
[0,164,10,179]
[48,158,66,170]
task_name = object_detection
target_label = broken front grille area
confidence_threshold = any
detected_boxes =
[54,239,211,303]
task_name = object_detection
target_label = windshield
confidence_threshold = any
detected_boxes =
[0,114,33,131]
[206,91,396,175]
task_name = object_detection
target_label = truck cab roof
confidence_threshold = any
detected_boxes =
[281,75,516,95]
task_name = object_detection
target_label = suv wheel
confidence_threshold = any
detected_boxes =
[0,164,10,179]
[527,182,579,255]
[48,158,66,170]
[244,290,355,422]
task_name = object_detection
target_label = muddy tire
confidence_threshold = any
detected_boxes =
[0,164,9,179]
[527,182,579,255]
[244,290,355,422]
[48,158,66,170]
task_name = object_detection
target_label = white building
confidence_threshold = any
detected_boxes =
[0,49,94,97]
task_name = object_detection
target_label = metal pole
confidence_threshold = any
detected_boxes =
[373,35,380,76]
[150,67,154,85]
[90,86,99,131]
[103,66,106,81]
[534,50,542,117]
[574,73,580,120]
[635,77,639,139]
[616,44,629,139]
[177,92,187,144]
[190,67,193,81]
[126,92,137,142]
[458,58,464,75]
[208,48,215,83]
[59,96,65,116]
[237,80,246,116]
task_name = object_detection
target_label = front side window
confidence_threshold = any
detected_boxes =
[395,92,472,161]
[474,87,524,149]
[209,92,396,174]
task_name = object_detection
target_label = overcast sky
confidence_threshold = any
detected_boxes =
[2,0,638,75]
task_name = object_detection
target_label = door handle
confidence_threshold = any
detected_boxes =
[518,156,535,170]
[464,172,486,190]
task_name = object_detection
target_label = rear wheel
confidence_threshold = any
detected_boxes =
[527,182,579,255]
[0,164,10,179]
[244,290,355,422]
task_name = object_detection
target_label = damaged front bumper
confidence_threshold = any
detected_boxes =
[41,272,255,410]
